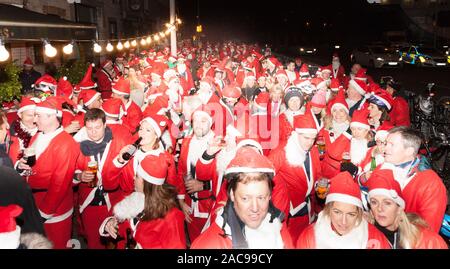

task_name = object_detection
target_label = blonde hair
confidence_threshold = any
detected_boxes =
[323,202,364,228]
[367,209,428,249]
[323,112,351,131]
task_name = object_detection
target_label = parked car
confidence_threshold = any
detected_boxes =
[400,45,448,67]
[298,45,318,55]
[351,45,403,68]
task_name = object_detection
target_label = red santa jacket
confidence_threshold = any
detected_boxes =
[27,128,80,222]
[8,120,38,163]
[106,120,133,143]
[389,96,410,127]
[121,100,143,134]
[413,227,448,249]
[319,129,352,179]
[196,66,214,80]
[296,217,390,249]
[179,70,195,96]
[75,127,130,214]
[325,64,346,83]
[61,109,75,128]
[96,69,113,100]
[268,133,322,219]
[378,162,447,233]
[191,207,294,249]
[177,133,216,219]
[100,192,186,249]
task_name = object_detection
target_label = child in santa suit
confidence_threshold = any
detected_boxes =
[296,172,390,249]
[99,153,186,249]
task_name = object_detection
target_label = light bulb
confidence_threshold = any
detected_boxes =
[159,32,165,38]
[106,42,114,52]
[165,23,171,28]
[140,38,146,46]
[63,43,73,55]
[93,42,102,53]
[117,41,123,50]
[154,35,160,41]
[146,36,151,44]
[124,40,130,48]
[165,29,171,35]
[176,18,182,24]
[0,44,10,62]
[44,42,57,57]
[131,40,137,47]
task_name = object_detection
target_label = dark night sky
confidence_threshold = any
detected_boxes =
[176,0,407,45]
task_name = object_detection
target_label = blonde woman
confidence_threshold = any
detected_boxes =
[366,169,447,249]
[296,172,390,249]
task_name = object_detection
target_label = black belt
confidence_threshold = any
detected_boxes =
[190,194,216,202]
[31,188,48,194]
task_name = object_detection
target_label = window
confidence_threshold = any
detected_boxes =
[75,4,97,24]
[109,20,118,39]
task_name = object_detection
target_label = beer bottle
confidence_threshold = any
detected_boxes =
[122,137,142,161]
[126,228,137,249]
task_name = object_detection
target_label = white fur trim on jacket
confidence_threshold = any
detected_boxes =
[113,192,145,222]
[285,132,306,167]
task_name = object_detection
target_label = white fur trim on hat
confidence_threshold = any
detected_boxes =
[141,117,162,137]
[192,110,213,127]
[295,128,318,134]
[349,79,366,96]
[111,88,128,96]
[372,94,392,110]
[17,104,36,114]
[326,193,363,209]
[236,139,263,154]
[331,102,349,114]
[35,106,62,117]
[350,121,370,130]
[0,225,21,249]
[369,188,405,209]
[375,130,389,141]
[137,165,165,185]
[79,83,97,90]
[224,167,275,176]
[84,92,101,107]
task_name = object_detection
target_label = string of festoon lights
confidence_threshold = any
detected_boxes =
[0,18,181,62]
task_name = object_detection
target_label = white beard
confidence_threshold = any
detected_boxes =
[177,63,187,74]
[350,138,368,165]
[332,120,349,137]
[332,61,340,70]
[285,132,306,167]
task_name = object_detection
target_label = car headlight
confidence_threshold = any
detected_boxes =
[335,45,340,49]
[399,57,402,61]
[446,51,449,55]
[313,48,316,52]
[300,48,304,52]
[376,57,384,61]
[419,56,426,63]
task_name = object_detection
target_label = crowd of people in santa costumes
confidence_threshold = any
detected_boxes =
[0,39,448,249]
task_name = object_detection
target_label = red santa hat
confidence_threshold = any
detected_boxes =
[254,92,270,110]
[367,169,405,208]
[350,109,370,130]
[192,105,213,127]
[79,89,101,107]
[299,64,310,78]
[17,97,37,114]
[293,111,318,134]
[275,69,288,81]
[330,78,341,92]
[115,52,125,60]
[354,68,368,82]
[33,74,57,94]
[23,57,33,66]
[224,146,275,176]
[310,89,327,108]
[35,96,63,117]
[330,88,349,114]
[111,77,131,96]
[368,89,394,111]
[326,172,363,208]
[56,76,73,99]
[266,57,282,68]
[321,66,332,74]
[137,154,168,185]
[332,52,340,60]
[150,67,164,78]
[0,205,23,249]
[78,63,97,90]
[140,114,168,138]
[374,121,394,141]
[222,83,241,99]
[236,135,263,155]
[348,79,368,96]
[101,98,125,118]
